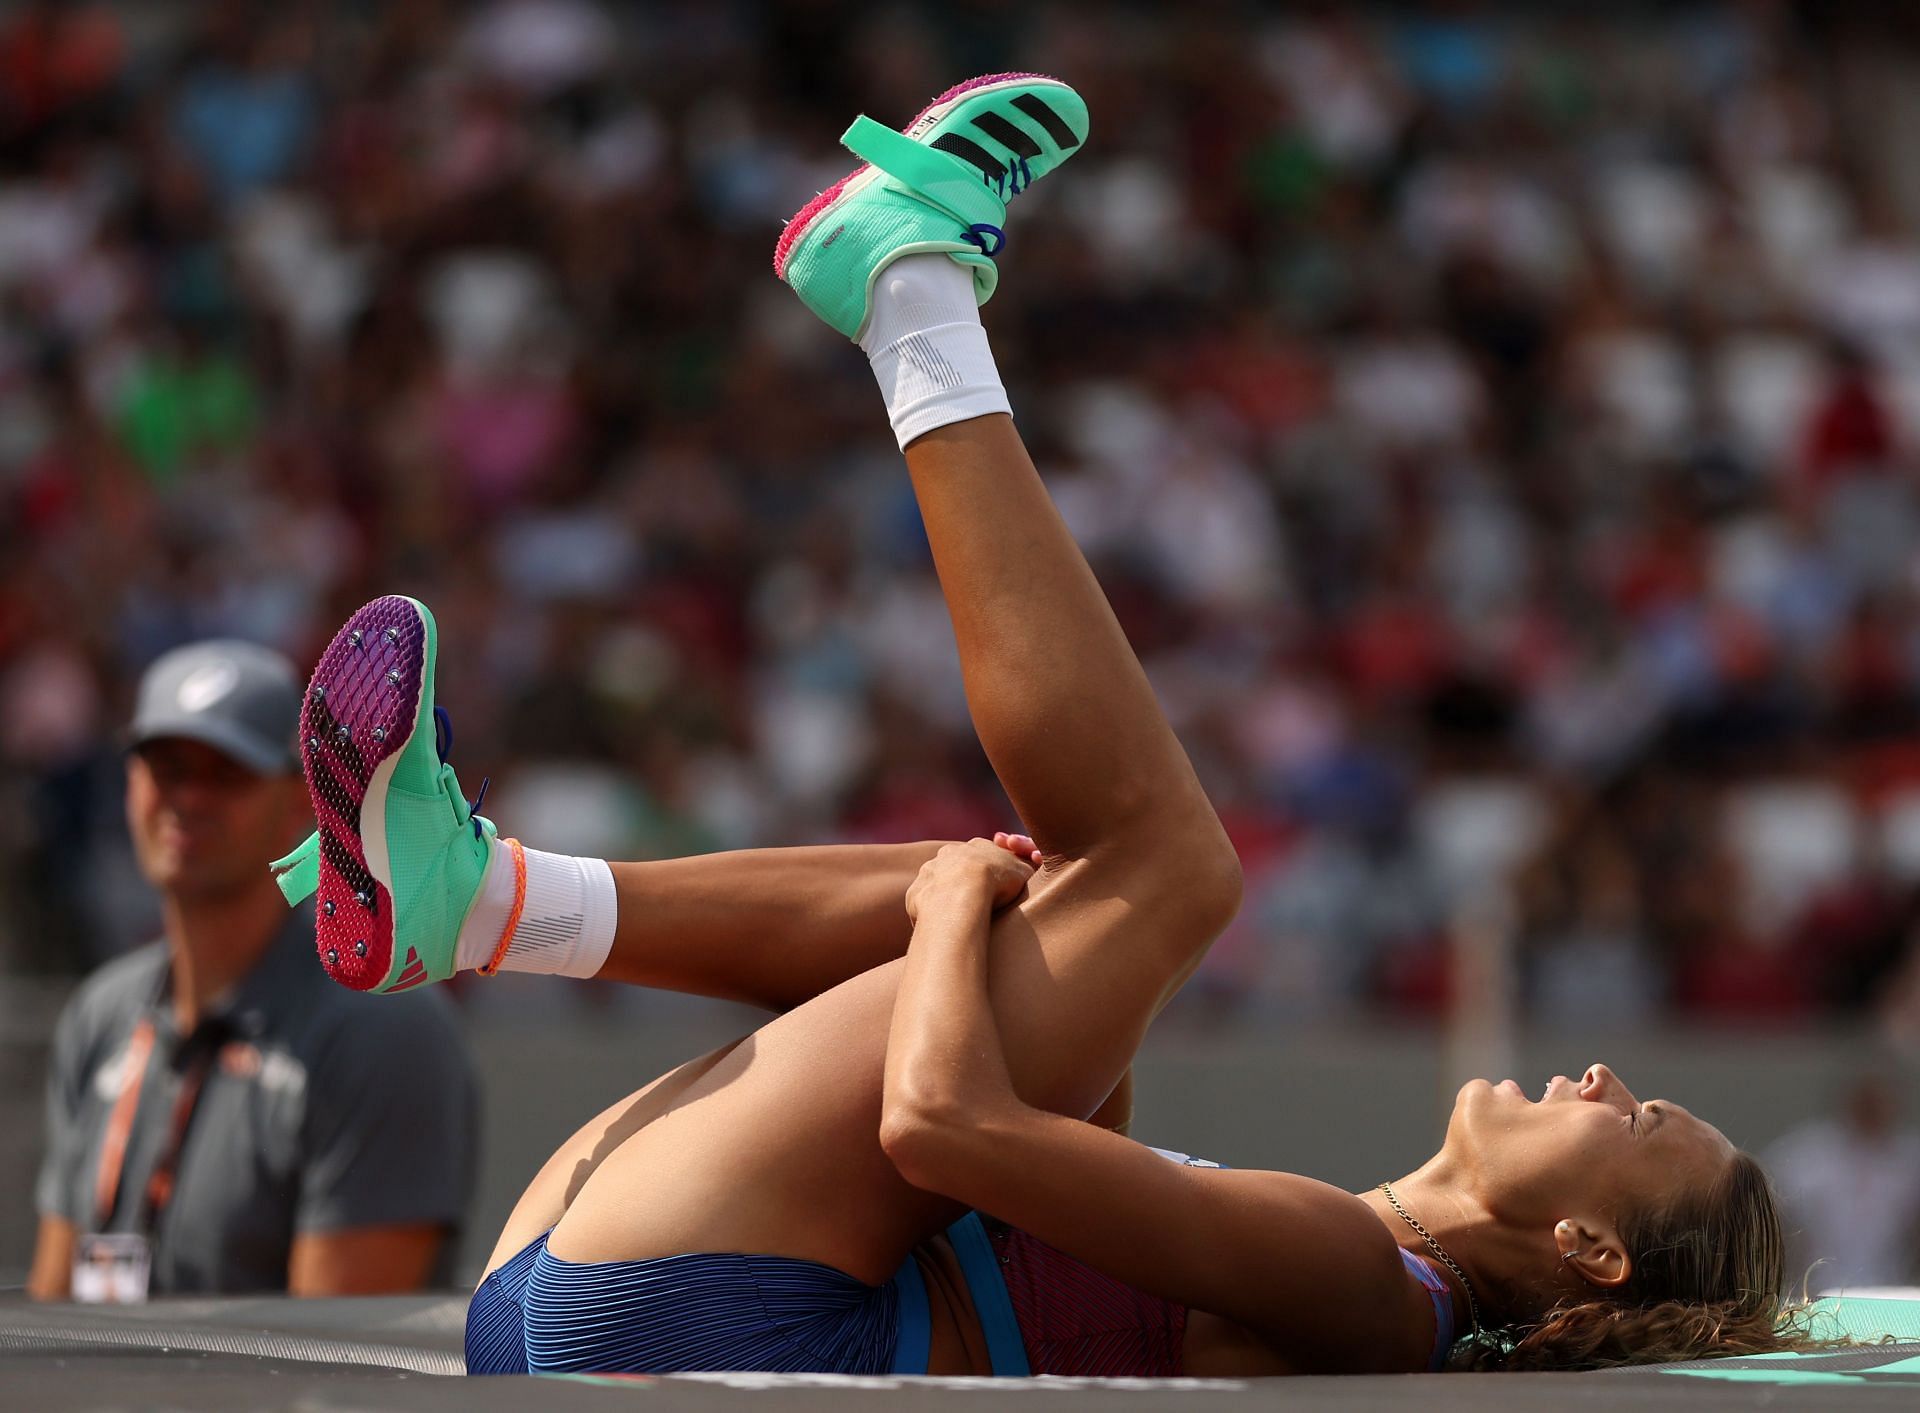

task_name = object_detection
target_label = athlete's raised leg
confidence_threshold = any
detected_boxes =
[269,600,983,1009]
[594,843,946,1008]
[479,1037,746,1278]
[901,413,1225,867]
[274,601,1054,1278]
[544,76,1239,1286]
[484,830,1046,1273]
[291,74,1231,1305]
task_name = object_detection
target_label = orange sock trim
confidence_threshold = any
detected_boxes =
[476,837,528,977]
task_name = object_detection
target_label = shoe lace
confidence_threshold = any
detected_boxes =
[434,704,491,840]
[960,223,1005,256]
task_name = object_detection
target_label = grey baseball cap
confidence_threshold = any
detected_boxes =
[127,640,303,775]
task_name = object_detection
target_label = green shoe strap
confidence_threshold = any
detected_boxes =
[270,831,320,905]
[841,116,1007,235]
[440,761,486,836]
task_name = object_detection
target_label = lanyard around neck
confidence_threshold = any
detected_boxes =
[91,1017,218,1234]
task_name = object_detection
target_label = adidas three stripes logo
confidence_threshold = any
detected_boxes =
[926,92,1082,194]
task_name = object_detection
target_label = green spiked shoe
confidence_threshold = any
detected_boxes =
[773,72,1089,340]
[269,595,499,993]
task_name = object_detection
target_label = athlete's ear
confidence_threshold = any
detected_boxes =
[1554,1217,1631,1289]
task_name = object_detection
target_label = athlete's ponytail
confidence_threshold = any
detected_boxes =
[1451,1153,1826,1372]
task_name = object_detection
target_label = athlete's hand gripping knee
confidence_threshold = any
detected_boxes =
[905,838,1036,924]
[886,838,1033,1183]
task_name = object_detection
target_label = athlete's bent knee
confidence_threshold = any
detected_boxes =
[1197,839,1244,927]
[1165,836,1243,936]
[1116,830,1243,942]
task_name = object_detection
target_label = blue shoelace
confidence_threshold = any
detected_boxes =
[434,704,490,839]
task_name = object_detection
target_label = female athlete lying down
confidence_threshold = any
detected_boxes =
[272,73,1804,1377]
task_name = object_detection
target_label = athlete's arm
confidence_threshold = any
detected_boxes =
[26,1215,75,1300]
[883,839,1034,1150]
[288,1223,447,1295]
[880,841,1433,1374]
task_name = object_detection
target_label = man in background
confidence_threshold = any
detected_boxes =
[27,640,477,1299]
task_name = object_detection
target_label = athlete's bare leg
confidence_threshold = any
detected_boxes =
[902,417,1224,861]
[482,1037,747,1277]
[543,408,1239,1285]
[594,843,946,1009]
[487,836,1045,1269]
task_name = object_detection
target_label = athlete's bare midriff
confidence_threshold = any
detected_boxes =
[914,1236,1294,1377]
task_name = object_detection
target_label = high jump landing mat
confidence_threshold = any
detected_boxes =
[3,1292,1918,1410]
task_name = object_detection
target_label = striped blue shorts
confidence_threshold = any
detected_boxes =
[465,1215,1028,1377]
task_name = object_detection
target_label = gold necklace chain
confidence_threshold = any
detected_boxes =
[1378,1181,1482,1335]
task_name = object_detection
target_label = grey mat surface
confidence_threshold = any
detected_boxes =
[5,1295,1920,1411]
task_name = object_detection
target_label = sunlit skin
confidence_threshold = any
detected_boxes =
[1365,1063,1739,1332]
[476,408,1754,1373]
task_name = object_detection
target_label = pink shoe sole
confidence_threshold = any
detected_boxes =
[299,596,427,991]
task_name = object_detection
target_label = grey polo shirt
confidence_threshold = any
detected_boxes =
[35,908,478,1293]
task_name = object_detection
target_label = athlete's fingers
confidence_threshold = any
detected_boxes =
[907,837,1035,920]
[993,831,1042,864]
[959,837,1036,908]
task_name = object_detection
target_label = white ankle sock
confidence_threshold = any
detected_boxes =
[859,252,1010,450]
[455,838,618,979]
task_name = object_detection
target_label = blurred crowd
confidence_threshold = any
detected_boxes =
[11,0,1920,1033]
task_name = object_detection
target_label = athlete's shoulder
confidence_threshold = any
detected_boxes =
[1207,1170,1434,1373]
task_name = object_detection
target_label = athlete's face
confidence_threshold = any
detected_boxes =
[126,739,306,900]
[1445,1064,1734,1242]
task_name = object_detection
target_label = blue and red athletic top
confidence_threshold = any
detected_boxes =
[946,1145,1458,1376]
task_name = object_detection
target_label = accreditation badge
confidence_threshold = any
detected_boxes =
[71,1232,152,1303]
